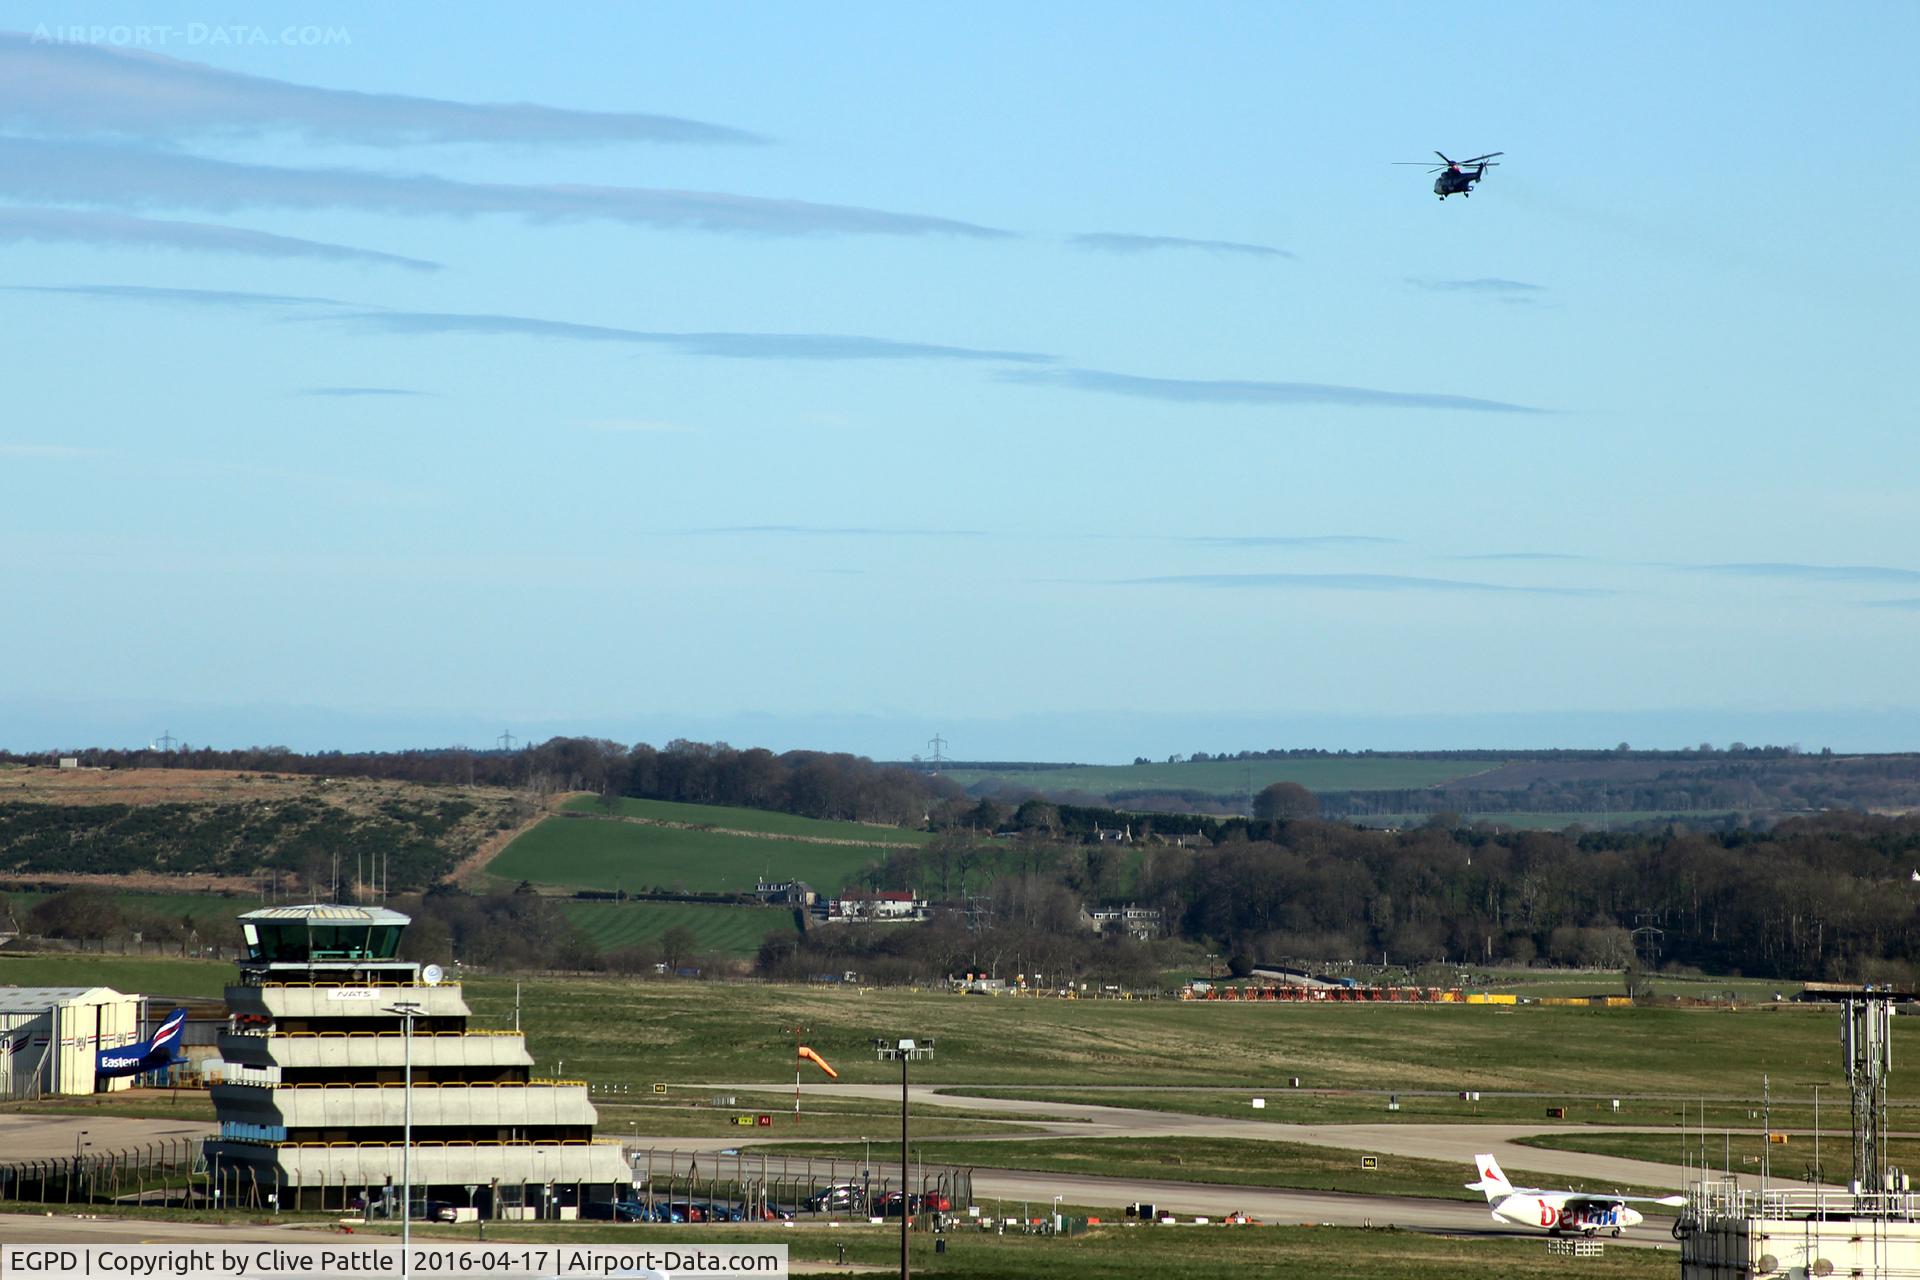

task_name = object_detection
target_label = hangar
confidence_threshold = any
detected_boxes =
[0,987,143,1099]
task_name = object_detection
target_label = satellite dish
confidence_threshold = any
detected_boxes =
[422,964,444,986]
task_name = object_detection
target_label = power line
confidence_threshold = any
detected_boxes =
[497,730,518,752]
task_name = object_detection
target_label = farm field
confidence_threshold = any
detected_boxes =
[0,952,230,998]
[557,899,800,958]
[1359,811,1736,831]
[938,757,1493,799]
[563,795,933,844]
[487,815,896,895]
[1,888,256,928]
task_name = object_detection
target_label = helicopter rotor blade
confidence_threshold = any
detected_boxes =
[1461,152,1504,165]
[1434,151,1455,166]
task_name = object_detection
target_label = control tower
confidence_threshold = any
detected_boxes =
[205,904,628,1217]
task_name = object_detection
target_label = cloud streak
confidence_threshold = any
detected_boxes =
[6,282,346,307]
[1694,562,1920,584]
[0,32,762,146]
[1864,598,1920,610]
[1071,232,1294,259]
[1006,367,1546,413]
[0,136,1011,238]
[1407,277,1545,293]
[296,387,429,398]
[1118,572,1603,596]
[0,205,438,269]
[327,309,1053,363]
[693,525,987,538]
[10,284,1051,365]
[1182,535,1397,548]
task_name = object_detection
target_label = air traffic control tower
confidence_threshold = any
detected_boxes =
[205,904,628,1215]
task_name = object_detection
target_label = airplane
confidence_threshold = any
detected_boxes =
[95,1007,188,1080]
[1468,1153,1686,1237]
[1396,151,1502,200]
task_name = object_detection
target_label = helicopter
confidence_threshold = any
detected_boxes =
[1396,151,1502,200]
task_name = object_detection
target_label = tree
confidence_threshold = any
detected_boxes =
[1252,782,1319,821]
[660,924,699,971]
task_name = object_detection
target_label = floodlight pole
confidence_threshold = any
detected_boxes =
[874,1038,933,1280]
[385,1001,424,1280]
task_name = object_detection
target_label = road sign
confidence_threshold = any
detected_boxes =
[1361,1156,1379,1170]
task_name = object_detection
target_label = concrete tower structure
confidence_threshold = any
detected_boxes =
[204,904,627,1216]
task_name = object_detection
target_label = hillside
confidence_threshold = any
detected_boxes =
[0,766,544,893]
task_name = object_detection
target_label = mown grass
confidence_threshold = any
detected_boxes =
[346,1220,1673,1280]
[1515,1128,1920,1177]
[558,900,799,958]
[562,795,932,845]
[0,952,230,997]
[488,818,892,895]
[940,1087,1711,1128]
[760,1135,1678,1200]
[461,978,1899,1101]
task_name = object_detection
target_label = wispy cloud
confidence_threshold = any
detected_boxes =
[6,282,346,307]
[1407,277,1546,294]
[1693,562,1920,584]
[1864,598,1920,610]
[1071,232,1294,259]
[1005,367,1546,413]
[693,526,987,538]
[1182,535,1397,548]
[0,442,110,458]
[327,309,1053,363]
[1452,551,1586,562]
[0,32,762,146]
[8,285,1051,365]
[586,419,697,434]
[296,387,430,398]
[0,205,439,269]
[1117,572,1603,596]
[0,137,1011,239]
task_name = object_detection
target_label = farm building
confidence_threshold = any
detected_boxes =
[0,987,143,1099]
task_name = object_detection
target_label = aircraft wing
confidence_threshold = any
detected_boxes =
[1536,1190,1687,1209]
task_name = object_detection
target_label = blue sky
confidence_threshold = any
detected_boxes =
[2,2,1916,759]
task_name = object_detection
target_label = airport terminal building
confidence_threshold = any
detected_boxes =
[205,904,628,1214]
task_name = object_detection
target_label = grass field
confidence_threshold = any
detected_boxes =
[762,1135,1675,1200]
[558,899,800,958]
[563,795,933,845]
[0,888,258,925]
[941,1087,1727,1129]
[1515,1128,1920,1176]
[0,952,230,997]
[939,758,1491,799]
[488,817,896,895]
[1360,811,1736,831]
[454,977,1907,1101]
[329,1220,1675,1280]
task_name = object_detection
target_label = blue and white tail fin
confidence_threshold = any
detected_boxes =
[1466,1154,1513,1202]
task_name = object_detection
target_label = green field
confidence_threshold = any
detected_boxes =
[0,952,230,997]
[1516,1128,1920,1176]
[558,899,801,958]
[448,978,1904,1100]
[565,795,933,845]
[939,758,1492,800]
[489,817,898,895]
[1361,811,1735,831]
[1,888,256,929]
[764,1134,1675,1200]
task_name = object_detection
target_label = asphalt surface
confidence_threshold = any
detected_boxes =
[0,1113,213,1160]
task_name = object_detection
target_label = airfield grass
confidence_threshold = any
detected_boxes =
[762,1135,1674,1201]
[0,951,230,998]
[939,758,1492,798]
[457,978,1905,1103]
[344,1220,1673,1280]
[487,817,895,896]
[0,888,256,925]
[561,795,933,845]
[940,1087,1737,1129]
[558,899,799,958]
[1515,1129,1920,1177]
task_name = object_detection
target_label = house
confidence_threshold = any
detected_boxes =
[1093,826,1132,843]
[1082,904,1165,941]
[753,879,816,907]
[815,890,931,924]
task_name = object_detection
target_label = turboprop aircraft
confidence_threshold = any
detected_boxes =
[95,1007,187,1080]
[1469,1154,1686,1237]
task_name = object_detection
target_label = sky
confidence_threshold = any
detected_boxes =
[1,2,1917,761]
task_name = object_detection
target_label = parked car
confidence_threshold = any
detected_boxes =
[582,1199,653,1223]
[877,1191,951,1216]
[804,1184,866,1213]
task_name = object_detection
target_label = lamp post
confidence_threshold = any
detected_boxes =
[873,1037,934,1280]
[384,1001,424,1280]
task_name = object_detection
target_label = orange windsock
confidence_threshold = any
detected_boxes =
[798,1045,839,1079]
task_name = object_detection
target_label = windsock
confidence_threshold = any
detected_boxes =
[798,1045,839,1079]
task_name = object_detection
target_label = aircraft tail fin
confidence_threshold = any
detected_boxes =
[1467,1154,1513,1202]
